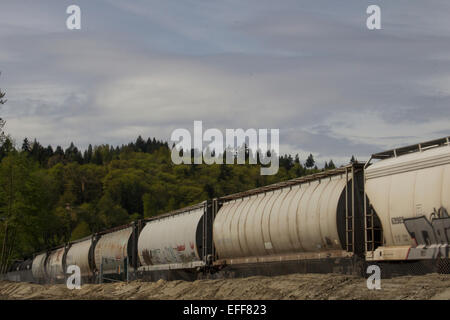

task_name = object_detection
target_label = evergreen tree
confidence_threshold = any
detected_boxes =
[92,147,103,165]
[84,144,93,163]
[279,154,294,171]
[21,138,31,153]
[30,139,44,164]
[0,137,13,160]
[65,142,83,164]
[328,159,336,169]
[47,145,64,167]
[305,153,315,168]
[135,135,145,152]
[0,72,6,145]
[146,138,154,153]
[54,146,64,157]
[44,145,54,159]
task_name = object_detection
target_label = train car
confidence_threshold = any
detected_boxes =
[31,252,47,284]
[4,261,22,282]
[65,236,95,283]
[137,201,214,281]
[3,259,34,283]
[20,226,135,284]
[212,163,365,277]
[3,136,449,283]
[18,259,34,283]
[364,137,450,265]
[45,246,66,283]
[93,224,136,281]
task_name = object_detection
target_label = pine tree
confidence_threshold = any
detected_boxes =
[305,153,315,168]
[30,139,44,164]
[43,145,54,166]
[0,73,6,145]
[0,89,5,104]
[135,135,145,152]
[55,146,64,157]
[328,159,336,169]
[92,147,103,165]
[286,155,294,170]
[85,144,93,163]
[0,137,13,160]
[294,154,304,177]
[21,138,31,153]
[146,138,154,153]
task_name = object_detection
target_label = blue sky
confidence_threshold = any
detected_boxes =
[1,1,450,165]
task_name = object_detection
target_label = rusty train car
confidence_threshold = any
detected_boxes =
[2,137,450,284]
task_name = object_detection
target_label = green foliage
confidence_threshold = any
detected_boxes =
[324,159,336,170]
[70,221,91,241]
[0,75,6,145]
[0,136,337,268]
[97,194,129,228]
[305,153,315,168]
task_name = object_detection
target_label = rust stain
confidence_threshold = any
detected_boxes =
[176,244,186,252]
[142,249,153,265]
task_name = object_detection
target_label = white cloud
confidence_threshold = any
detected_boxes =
[2,0,450,162]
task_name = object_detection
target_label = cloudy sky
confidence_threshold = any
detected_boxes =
[1,0,450,165]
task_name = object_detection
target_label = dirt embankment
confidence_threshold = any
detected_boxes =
[1,273,450,300]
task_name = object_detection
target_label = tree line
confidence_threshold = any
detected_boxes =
[0,79,343,272]
[0,136,337,269]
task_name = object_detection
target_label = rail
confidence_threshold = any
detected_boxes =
[219,162,365,202]
[371,136,450,160]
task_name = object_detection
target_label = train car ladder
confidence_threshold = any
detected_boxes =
[363,157,383,255]
[365,205,383,252]
[345,166,354,253]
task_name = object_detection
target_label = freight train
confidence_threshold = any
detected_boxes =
[2,136,450,284]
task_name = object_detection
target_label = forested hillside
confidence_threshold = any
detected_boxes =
[0,79,343,270]
[0,135,338,264]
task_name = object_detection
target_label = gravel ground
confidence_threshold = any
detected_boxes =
[1,273,449,300]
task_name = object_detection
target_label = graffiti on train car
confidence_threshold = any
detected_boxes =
[142,245,197,265]
[403,207,450,246]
